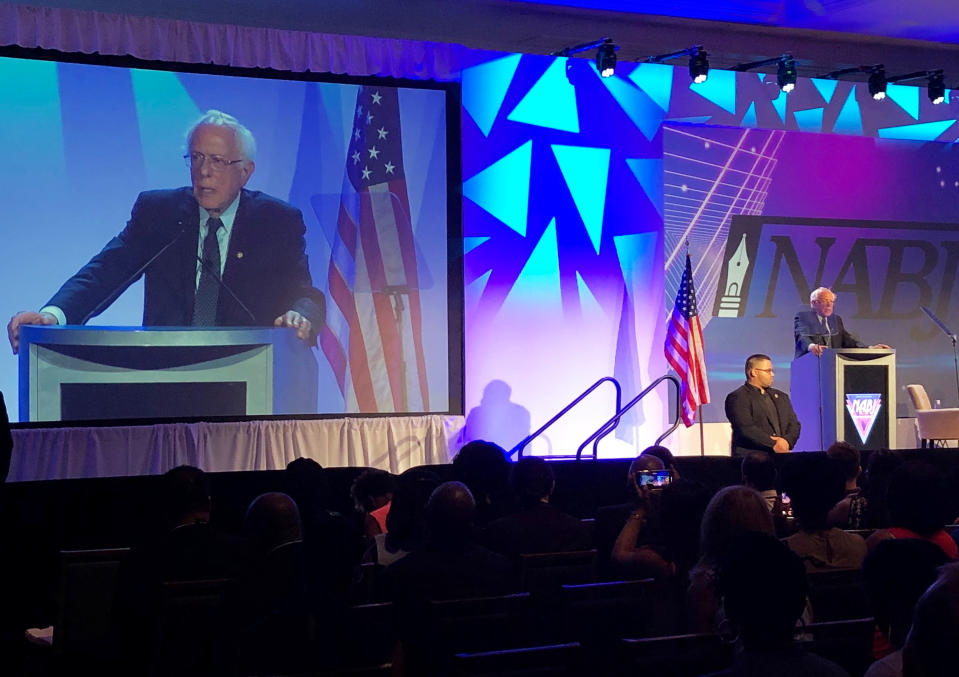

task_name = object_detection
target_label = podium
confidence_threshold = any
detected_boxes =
[790,348,896,452]
[18,326,318,422]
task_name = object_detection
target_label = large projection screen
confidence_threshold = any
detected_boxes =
[0,50,462,422]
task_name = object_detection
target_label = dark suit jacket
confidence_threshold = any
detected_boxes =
[793,309,864,358]
[47,187,324,328]
[725,382,801,456]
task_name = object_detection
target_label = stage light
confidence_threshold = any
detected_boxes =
[886,68,948,105]
[777,55,797,93]
[689,47,709,83]
[596,38,618,78]
[868,67,887,101]
[552,37,618,78]
[733,53,798,93]
[928,70,946,104]
[646,45,709,83]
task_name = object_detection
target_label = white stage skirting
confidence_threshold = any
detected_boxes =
[9,415,466,482]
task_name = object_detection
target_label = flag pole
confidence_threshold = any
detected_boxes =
[698,405,705,457]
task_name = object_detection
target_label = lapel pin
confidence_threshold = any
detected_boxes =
[236,251,244,259]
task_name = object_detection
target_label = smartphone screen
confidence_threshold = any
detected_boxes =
[637,470,672,488]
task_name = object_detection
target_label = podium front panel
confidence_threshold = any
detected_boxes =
[839,362,891,450]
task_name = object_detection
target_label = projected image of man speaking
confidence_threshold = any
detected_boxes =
[6,110,324,354]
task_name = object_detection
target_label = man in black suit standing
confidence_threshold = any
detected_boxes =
[793,287,888,359]
[7,110,324,354]
[725,353,800,456]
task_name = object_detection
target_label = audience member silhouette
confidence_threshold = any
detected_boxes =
[859,449,904,529]
[113,465,240,671]
[594,451,666,577]
[865,460,957,559]
[350,468,396,541]
[687,485,775,633]
[481,456,591,557]
[220,492,314,676]
[381,481,514,675]
[450,440,512,527]
[283,458,363,603]
[740,450,780,512]
[902,562,959,677]
[0,390,10,484]
[640,444,682,479]
[825,441,868,529]
[861,539,948,677]
[781,453,867,571]
[703,530,850,677]
[366,466,442,567]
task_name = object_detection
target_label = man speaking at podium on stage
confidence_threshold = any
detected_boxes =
[7,110,324,355]
[793,287,889,359]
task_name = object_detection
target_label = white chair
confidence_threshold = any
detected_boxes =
[905,384,959,448]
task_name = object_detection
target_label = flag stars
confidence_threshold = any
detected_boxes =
[368,146,380,159]
[351,151,361,165]
[354,128,362,141]
[366,112,373,124]
[362,166,371,181]
[384,161,395,175]
[371,91,382,105]
[377,127,388,140]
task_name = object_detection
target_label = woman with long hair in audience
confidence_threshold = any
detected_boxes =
[686,485,775,633]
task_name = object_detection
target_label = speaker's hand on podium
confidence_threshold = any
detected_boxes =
[7,311,58,355]
[869,343,891,350]
[274,310,313,343]
[809,344,827,357]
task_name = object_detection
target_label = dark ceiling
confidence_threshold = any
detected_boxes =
[11,0,959,83]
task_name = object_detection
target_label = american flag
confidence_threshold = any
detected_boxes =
[319,86,429,412]
[664,253,710,426]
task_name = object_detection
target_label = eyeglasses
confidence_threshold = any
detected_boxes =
[184,152,244,171]
[754,368,775,373]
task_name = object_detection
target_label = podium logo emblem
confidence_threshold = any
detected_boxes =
[845,393,882,443]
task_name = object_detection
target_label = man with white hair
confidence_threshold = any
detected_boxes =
[793,287,889,359]
[8,110,324,353]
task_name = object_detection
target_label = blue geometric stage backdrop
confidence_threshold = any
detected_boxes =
[461,51,959,452]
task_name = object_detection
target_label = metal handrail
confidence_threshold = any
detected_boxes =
[575,374,682,461]
[508,376,623,458]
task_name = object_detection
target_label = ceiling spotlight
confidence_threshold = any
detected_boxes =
[868,66,887,101]
[596,38,618,78]
[689,47,710,84]
[551,37,618,79]
[777,55,797,93]
[886,68,948,105]
[732,53,798,93]
[928,70,946,104]
[646,45,709,84]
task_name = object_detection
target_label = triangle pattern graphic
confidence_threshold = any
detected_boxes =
[834,87,863,135]
[878,119,956,142]
[463,140,532,236]
[613,232,657,287]
[576,271,607,319]
[465,269,492,313]
[131,70,200,190]
[812,78,839,103]
[597,69,664,141]
[689,68,736,114]
[794,108,824,132]
[505,218,561,313]
[628,62,673,112]
[625,158,663,218]
[553,145,611,254]
[886,83,920,120]
[464,236,491,254]
[507,59,580,133]
[463,53,522,137]
[742,101,757,127]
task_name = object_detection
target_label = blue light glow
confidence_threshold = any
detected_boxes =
[463,140,532,236]
[552,144,611,254]
[463,53,522,137]
[507,59,580,133]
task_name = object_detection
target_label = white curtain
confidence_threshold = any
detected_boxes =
[0,3,463,80]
